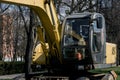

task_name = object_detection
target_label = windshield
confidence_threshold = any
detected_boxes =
[63,18,90,46]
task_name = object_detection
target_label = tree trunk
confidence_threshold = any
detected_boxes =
[25,9,34,80]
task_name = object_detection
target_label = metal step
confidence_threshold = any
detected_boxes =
[31,76,69,80]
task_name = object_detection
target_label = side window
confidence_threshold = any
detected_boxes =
[92,17,103,52]
[93,33,101,52]
[97,17,102,29]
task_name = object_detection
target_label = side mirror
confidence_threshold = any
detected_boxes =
[65,10,70,15]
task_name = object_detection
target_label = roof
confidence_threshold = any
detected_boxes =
[65,12,102,19]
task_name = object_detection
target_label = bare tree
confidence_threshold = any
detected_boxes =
[0,4,31,61]
[0,4,2,60]
[97,0,120,43]
[0,4,15,61]
[55,0,97,21]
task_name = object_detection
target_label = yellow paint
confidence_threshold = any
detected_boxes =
[33,43,45,64]
[106,42,117,64]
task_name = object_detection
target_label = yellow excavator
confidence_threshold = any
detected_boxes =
[0,0,117,80]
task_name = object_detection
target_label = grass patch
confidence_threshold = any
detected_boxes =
[89,66,120,80]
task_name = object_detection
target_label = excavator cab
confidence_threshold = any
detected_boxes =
[61,12,106,70]
[62,14,90,58]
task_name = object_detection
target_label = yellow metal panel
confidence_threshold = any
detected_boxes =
[106,42,117,64]
[45,3,53,24]
[33,43,46,64]
[0,0,45,10]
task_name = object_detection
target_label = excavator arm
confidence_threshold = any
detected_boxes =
[0,0,62,64]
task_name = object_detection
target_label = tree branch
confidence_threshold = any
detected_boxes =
[18,6,29,35]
